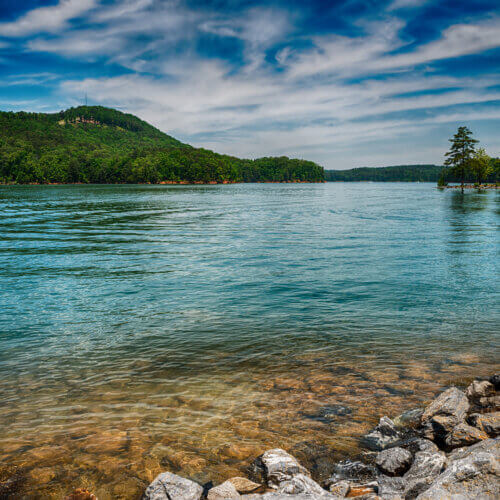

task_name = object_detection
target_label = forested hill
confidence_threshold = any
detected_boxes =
[0,106,324,184]
[325,164,442,182]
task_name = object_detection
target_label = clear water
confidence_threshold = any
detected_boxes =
[0,183,498,499]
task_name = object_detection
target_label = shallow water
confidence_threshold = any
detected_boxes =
[0,183,498,499]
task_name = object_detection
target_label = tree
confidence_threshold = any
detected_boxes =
[444,126,478,191]
[469,148,492,186]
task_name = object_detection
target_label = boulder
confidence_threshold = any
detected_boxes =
[276,473,332,496]
[207,481,241,499]
[142,471,203,500]
[444,422,488,449]
[375,447,412,476]
[400,438,439,455]
[252,449,309,489]
[489,374,500,390]
[415,444,500,499]
[227,477,262,494]
[242,495,340,499]
[447,437,499,461]
[466,380,495,402]
[468,412,500,437]
[420,387,469,441]
[402,449,446,498]
[362,417,401,451]
[377,474,406,499]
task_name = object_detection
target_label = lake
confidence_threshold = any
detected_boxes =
[0,183,498,499]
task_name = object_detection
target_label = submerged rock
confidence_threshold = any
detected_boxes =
[64,488,97,500]
[393,409,423,430]
[362,416,401,451]
[420,387,469,441]
[375,447,412,476]
[302,405,352,424]
[468,412,500,437]
[142,471,203,500]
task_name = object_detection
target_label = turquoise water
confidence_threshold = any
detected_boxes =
[0,183,498,498]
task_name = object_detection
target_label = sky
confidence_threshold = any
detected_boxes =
[0,0,499,169]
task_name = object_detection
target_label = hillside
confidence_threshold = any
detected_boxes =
[0,106,324,184]
[325,164,443,182]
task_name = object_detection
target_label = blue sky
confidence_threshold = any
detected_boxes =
[0,0,499,169]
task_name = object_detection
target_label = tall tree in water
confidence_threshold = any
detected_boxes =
[444,126,478,191]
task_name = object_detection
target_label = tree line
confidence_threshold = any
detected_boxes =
[325,164,442,182]
[0,106,324,184]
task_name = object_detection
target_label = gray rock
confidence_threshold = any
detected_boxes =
[444,422,488,449]
[447,437,499,462]
[242,495,341,499]
[401,450,446,499]
[142,471,203,500]
[207,481,241,499]
[466,380,496,402]
[421,387,469,441]
[276,473,332,497]
[377,474,406,499]
[468,412,500,437]
[362,417,401,451]
[401,438,439,455]
[376,447,412,476]
[415,444,500,499]
[254,449,309,489]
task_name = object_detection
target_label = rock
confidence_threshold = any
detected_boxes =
[0,465,25,499]
[207,480,241,499]
[302,405,352,423]
[276,473,332,496]
[393,409,424,429]
[468,412,500,437]
[328,480,350,496]
[401,450,446,499]
[375,447,412,476]
[242,494,340,499]
[444,422,488,449]
[478,395,500,410]
[415,442,500,499]
[64,489,97,500]
[420,387,469,441]
[347,482,378,498]
[400,438,439,455]
[447,436,499,461]
[326,460,377,484]
[377,475,406,499]
[465,380,496,401]
[489,374,500,390]
[362,417,401,451]
[28,466,56,485]
[227,477,262,494]
[142,471,203,500]
[252,449,310,488]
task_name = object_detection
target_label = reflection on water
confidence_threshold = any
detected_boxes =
[0,183,498,499]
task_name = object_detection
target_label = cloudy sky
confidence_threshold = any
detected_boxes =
[0,0,499,169]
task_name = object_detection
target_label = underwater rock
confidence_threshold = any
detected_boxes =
[64,488,97,500]
[362,416,401,451]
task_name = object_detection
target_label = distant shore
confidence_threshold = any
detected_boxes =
[439,184,498,189]
[0,180,326,186]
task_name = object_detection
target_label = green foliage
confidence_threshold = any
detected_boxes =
[469,148,492,185]
[325,165,442,182]
[0,106,324,184]
[443,126,478,188]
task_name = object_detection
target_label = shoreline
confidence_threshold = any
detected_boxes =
[5,374,497,500]
[0,180,326,186]
[439,184,498,190]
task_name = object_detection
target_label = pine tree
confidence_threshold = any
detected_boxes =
[444,126,478,191]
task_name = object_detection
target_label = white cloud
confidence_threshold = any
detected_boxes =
[0,0,97,37]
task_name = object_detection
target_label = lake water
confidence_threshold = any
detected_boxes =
[0,183,498,499]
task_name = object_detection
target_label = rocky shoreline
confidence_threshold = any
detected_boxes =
[58,374,499,500]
